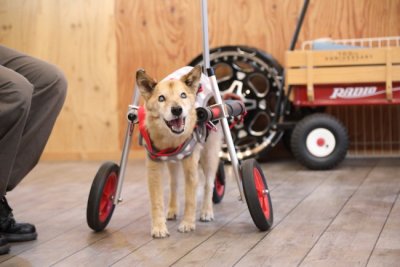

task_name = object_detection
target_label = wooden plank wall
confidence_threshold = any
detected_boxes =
[0,0,120,160]
[1,0,400,159]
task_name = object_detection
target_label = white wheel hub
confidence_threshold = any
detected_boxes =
[306,128,336,157]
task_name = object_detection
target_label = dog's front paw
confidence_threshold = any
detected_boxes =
[200,209,214,222]
[151,223,170,238]
[178,221,196,233]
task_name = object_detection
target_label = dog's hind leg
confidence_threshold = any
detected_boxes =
[147,160,169,238]
[199,130,223,222]
[166,162,180,220]
[178,149,200,233]
[199,157,218,222]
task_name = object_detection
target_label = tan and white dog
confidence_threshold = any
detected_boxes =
[136,65,222,238]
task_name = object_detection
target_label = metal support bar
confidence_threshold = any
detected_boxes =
[289,0,310,51]
[201,0,211,71]
[201,0,244,201]
[208,71,245,201]
[282,0,310,120]
[114,85,141,205]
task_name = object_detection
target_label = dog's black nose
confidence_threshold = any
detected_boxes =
[171,106,183,116]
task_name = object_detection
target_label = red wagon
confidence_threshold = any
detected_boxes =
[285,36,400,169]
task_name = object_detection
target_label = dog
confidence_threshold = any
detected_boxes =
[136,65,223,238]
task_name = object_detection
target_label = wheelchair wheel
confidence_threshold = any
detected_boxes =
[212,161,226,204]
[189,45,284,161]
[241,158,273,231]
[87,161,119,232]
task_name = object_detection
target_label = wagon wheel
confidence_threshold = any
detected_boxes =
[290,113,349,170]
[189,46,284,160]
[241,158,274,231]
[87,162,119,231]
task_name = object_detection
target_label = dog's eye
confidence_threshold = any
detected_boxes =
[180,92,187,99]
[158,95,165,102]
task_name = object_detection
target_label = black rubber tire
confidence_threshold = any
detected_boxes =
[241,158,274,231]
[290,113,348,170]
[87,162,119,232]
[282,129,293,154]
[212,161,226,204]
[189,45,284,161]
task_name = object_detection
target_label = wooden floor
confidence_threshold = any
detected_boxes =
[0,157,399,267]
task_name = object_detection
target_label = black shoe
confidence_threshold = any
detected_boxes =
[0,234,10,255]
[0,197,37,242]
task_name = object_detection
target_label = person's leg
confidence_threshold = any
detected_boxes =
[0,45,67,243]
[0,45,67,190]
[0,65,33,253]
[0,65,33,196]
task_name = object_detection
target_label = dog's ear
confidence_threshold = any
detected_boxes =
[180,65,202,93]
[136,69,157,100]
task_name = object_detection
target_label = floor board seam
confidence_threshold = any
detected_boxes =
[297,164,375,266]
[365,188,400,267]
[50,213,150,266]
[232,171,331,266]
[168,206,247,266]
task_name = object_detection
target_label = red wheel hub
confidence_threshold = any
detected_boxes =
[99,172,117,222]
[316,138,325,147]
[253,168,270,220]
[215,177,224,196]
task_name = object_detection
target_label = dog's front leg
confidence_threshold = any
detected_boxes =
[147,160,169,238]
[167,162,180,220]
[178,152,200,233]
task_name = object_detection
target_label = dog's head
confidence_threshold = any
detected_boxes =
[136,66,202,137]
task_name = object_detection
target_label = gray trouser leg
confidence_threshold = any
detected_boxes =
[0,45,67,195]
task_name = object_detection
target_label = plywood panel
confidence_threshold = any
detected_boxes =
[0,0,120,160]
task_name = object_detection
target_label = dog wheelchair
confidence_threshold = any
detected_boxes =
[86,0,274,233]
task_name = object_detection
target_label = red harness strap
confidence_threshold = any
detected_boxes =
[138,106,153,151]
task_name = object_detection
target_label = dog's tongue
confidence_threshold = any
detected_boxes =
[171,117,184,128]
[166,117,185,133]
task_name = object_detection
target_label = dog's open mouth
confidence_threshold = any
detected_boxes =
[164,117,186,134]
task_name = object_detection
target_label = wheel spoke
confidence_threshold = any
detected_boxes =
[248,111,270,137]
[243,98,258,111]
